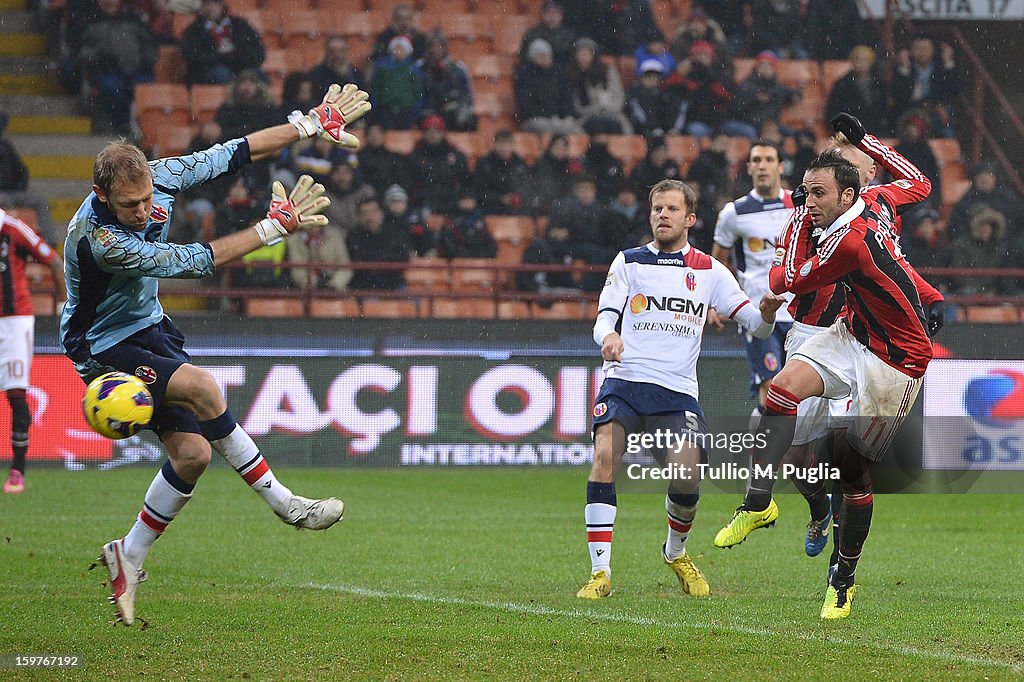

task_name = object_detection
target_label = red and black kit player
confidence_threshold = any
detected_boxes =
[720,113,935,618]
[0,208,65,493]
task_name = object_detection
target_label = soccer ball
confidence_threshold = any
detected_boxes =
[82,372,155,440]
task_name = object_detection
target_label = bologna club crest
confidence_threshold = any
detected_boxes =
[685,272,697,291]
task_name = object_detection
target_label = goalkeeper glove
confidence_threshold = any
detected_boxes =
[253,175,331,246]
[289,83,372,149]
[829,112,866,145]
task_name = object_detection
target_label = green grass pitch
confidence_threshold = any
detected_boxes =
[1,467,1021,680]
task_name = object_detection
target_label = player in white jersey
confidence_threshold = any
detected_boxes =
[711,140,795,410]
[576,179,785,599]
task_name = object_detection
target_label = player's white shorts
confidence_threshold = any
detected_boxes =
[791,320,922,461]
[0,315,34,391]
[785,322,852,445]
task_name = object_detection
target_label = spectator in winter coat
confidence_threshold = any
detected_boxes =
[418,32,476,132]
[570,38,631,134]
[514,39,582,135]
[408,115,471,215]
[181,0,264,85]
[474,130,531,215]
[370,35,425,130]
[825,45,888,135]
[370,2,429,63]
[437,193,498,259]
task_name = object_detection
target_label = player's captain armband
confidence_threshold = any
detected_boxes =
[771,247,785,267]
[93,226,117,247]
[893,179,913,189]
[799,261,812,277]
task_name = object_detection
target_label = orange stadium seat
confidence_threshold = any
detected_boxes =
[497,300,530,319]
[405,257,451,291]
[431,297,497,318]
[264,0,314,13]
[530,301,586,320]
[245,298,304,317]
[473,54,513,81]
[821,59,852,93]
[606,135,648,173]
[190,84,228,125]
[134,84,190,148]
[384,130,420,154]
[447,132,487,163]
[310,298,362,317]
[279,10,326,52]
[154,45,186,83]
[486,216,535,244]
[417,0,471,18]
[512,132,543,163]
[155,124,194,157]
[964,305,1019,323]
[774,59,820,88]
[361,298,421,318]
[665,135,701,167]
[451,258,498,291]
[492,15,533,56]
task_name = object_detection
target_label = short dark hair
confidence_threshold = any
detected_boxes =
[806,149,860,197]
[749,139,783,161]
[94,140,150,195]
[648,179,697,214]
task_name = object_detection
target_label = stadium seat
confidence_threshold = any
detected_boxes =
[512,132,543,163]
[774,59,820,88]
[530,301,586,320]
[732,58,756,84]
[447,132,487,164]
[405,256,451,291]
[497,300,530,319]
[245,297,304,317]
[606,135,647,173]
[964,305,1020,323]
[154,45,186,83]
[492,15,533,56]
[929,138,963,173]
[431,296,497,318]
[452,258,498,291]
[485,215,535,244]
[310,298,362,317]
[278,10,326,52]
[155,124,194,157]
[427,14,493,51]
[494,241,526,287]
[235,10,273,49]
[190,84,228,125]
[361,298,421,318]
[650,0,680,43]
[262,50,292,94]
[942,179,971,207]
[473,54,513,81]
[418,0,471,13]
[616,55,637,89]
[780,93,826,132]
[264,0,313,14]
[172,13,191,41]
[472,76,514,99]
[474,91,514,122]
[821,59,852,93]
[726,136,751,166]
[384,130,420,154]
[134,84,190,148]
[665,135,701,167]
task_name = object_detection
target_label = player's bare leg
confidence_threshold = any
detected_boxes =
[577,421,624,599]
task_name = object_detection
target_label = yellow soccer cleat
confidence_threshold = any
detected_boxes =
[576,570,612,599]
[663,547,710,596]
[821,582,857,620]
[714,498,780,548]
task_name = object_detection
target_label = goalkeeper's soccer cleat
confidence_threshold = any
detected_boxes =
[820,580,857,620]
[3,469,24,493]
[714,498,780,548]
[662,546,710,596]
[95,539,147,626]
[281,495,345,530]
[576,570,612,599]
[805,502,832,557]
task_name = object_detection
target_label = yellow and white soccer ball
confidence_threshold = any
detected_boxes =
[82,371,154,440]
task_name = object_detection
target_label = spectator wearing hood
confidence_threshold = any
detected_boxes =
[570,37,631,134]
[732,51,799,136]
[418,32,476,132]
[475,129,531,215]
[950,206,1009,295]
[663,40,742,139]
[514,38,582,135]
[370,35,425,130]
[519,1,577,67]
[409,115,471,215]
[626,59,676,136]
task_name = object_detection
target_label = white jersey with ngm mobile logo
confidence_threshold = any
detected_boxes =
[593,243,774,399]
[713,189,795,323]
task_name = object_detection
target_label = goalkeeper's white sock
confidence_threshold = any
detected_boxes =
[123,460,193,567]
[200,411,293,517]
[585,481,617,575]
[664,492,698,560]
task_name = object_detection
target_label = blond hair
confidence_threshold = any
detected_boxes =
[648,179,697,215]
[93,140,150,195]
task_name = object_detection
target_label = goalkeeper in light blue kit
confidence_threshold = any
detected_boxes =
[61,84,371,626]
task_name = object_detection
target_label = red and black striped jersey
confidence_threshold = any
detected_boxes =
[0,208,56,317]
[772,135,943,330]
[769,136,933,378]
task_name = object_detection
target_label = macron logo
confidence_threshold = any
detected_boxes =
[657,258,686,265]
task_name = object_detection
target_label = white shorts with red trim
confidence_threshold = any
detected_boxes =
[0,315,34,390]
[791,320,922,461]
[785,321,853,446]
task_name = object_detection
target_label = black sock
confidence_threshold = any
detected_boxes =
[836,492,873,584]
[828,479,842,565]
[8,389,29,474]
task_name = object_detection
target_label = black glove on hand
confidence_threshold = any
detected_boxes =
[792,184,807,207]
[927,302,945,337]
[830,112,866,145]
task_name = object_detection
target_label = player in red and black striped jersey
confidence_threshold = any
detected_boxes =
[715,113,937,618]
[0,208,65,494]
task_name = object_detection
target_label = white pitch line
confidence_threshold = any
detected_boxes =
[305,582,1023,672]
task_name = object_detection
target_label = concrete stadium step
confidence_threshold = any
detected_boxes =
[8,115,91,135]
[0,10,34,33]
[9,133,111,157]
[0,54,49,72]
[0,33,45,56]
[0,72,61,95]
[4,94,81,117]
[23,154,93,179]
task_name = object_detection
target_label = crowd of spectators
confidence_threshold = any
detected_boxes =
[24,0,1022,301]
